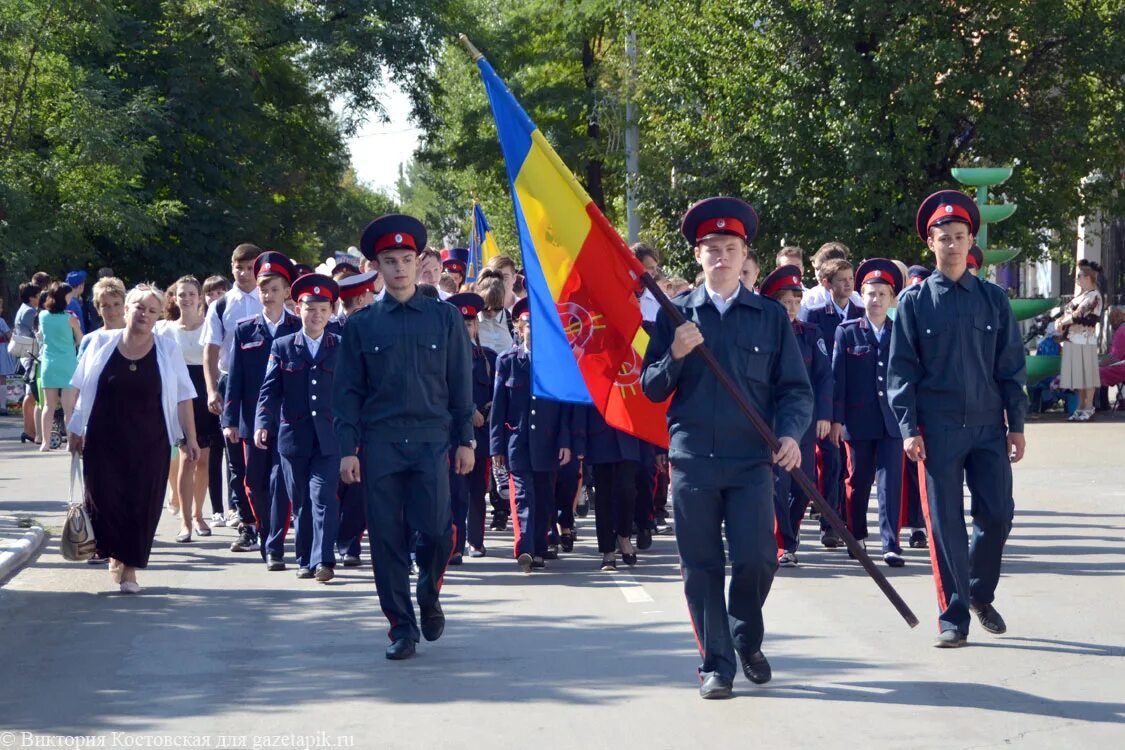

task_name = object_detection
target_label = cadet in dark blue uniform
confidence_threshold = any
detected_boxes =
[897,265,931,550]
[489,298,573,574]
[255,274,342,581]
[832,259,907,567]
[222,251,301,566]
[759,266,832,568]
[332,272,379,566]
[445,293,497,562]
[333,214,475,661]
[441,247,470,290]
[888,190,1027,647]
[642,197,813,699]
[801,258,862,549]
[579,404,642,571]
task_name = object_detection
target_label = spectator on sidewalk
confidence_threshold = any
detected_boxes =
[38,282,82,452]
[68,284,198,594]
[1058,259,1103,421]
[77,277,127,357]
[1098,306,1125,390]
[15,282,42,444]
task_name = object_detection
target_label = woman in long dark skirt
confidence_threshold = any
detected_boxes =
[68,284,199,593]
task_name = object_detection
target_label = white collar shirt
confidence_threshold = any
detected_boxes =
[199,286,262,373]
[704,282,740,317]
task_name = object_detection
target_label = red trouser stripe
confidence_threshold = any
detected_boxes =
[678,563,706,668]
[915,457,949,631]
[843,442,856,534]
[508,473,522,558]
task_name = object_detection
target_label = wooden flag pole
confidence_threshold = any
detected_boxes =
[636,272,920,628]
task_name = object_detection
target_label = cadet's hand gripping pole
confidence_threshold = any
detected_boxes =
[637,272,920,628]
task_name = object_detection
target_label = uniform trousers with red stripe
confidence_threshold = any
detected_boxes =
[918,424,1013,635]
[843,436,904,553]
[279,450,340,570]
[243,440,289,561]
[772,437,817,553]
[509,470,555,558]
[671,456,776,683]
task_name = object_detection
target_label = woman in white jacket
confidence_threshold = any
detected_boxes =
[68,284,199,593]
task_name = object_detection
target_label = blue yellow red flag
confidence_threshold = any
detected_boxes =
[467,201,501,282]
[475,56,669,447]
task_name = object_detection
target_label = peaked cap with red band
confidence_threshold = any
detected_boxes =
[512,297,531,322]
[442,247,470,273]
[254,251,295,284]
[338,270,378,301]
[291,273,339,305]
[967,244,983,270]
[855,258,903,294]
[447,292,484,320]
[681,196,759,246]
[293,263,314,279]
[907,264,932,285]
[331,260,361,279]
[359,214,428,260]
[760,264,805,299]
[916,189,980,242]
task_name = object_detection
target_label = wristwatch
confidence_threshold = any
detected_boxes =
[460,439,477,449]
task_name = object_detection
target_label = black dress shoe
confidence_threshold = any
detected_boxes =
[544,545,559,560]
[448,554,464,566]
[699,673,733,700]
[738,650,772,684]
[621,552,637,566]
[314,564,334,583]
[295,567,314,579]
[341,554,362,567]
[971,602,1007,634]
[266,557,286,572]
[385,638,416,660]
[933,629,968,648]
[636,527,653,550]
[531,556,546,569]
[560,534,574,553]
[908,529,928,548]
[420,601,445,642]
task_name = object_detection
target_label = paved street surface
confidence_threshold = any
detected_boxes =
[1,414,1123,749]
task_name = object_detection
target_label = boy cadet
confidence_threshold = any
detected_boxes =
[642,196,813,699]
[832,259,909,568]
[445,292,497,563]
[489,298,574,574]
[202,243,264,541]
[758,265,832,568]
[803,257,863,547]
[334,214,475,661]
[332,271,377,566]
[888,190,1027,647]
[222,252,301,563]
[441,248,470,290]
[255,273,342,581]
[966,244,983,276]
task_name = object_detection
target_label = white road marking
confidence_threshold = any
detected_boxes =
[613,570,654,603]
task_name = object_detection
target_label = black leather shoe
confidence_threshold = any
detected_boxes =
[420,602,445,642]
[699,673,733,699]
[621,552,637,566]
[266,557,286,572]
[820,530,842,548]
[544,545,559,560]
[531,556,546,569]
[933,629,968,648]
[738,650,772,684]
[341,554,362,567]
[314,564,334,583]
[560,534,574,553]
[295,567,313,579]
[385,638,416,660]
[636,527,653,550]
[908,529,928,548]
[448,554,464,566]
[971,602,1007,634]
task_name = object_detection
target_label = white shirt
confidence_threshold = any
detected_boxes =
[799,284,864,321]
[200,286,262,373]
[870,321,885,344]
[704,282,740,316]
[639,288,660,323]
[262,311,284,339]
[303,331,323,360]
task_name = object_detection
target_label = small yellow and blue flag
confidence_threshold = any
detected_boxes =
[467,201,501,283]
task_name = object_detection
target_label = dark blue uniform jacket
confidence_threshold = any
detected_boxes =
[805,300,864,360]
[489,347,574,473]
[791,319,833,444]
[888,271,1027,437]
[255,331,342,457]
[832,317,898,441]
[579,404,641,465]
[223,311,301,438]
[641,285,813,461]
[472,344,498,446]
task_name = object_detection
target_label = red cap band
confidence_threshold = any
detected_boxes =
[763,274,802,298]
[339,282,374,300]
[257,262,291,283]
[696,217,746,241]
[861,269,891,286]
[926,203,973,232]
[372,231,417,254]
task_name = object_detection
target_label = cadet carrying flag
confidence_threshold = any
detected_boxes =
[474,53,669,447]
[467,201,501,282]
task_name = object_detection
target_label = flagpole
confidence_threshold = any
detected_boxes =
[635,270,920,628]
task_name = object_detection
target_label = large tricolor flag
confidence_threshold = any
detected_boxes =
[467,201,501,282]
[475,55,669,447]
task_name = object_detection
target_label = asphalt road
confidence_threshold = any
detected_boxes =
[0,416,1122,748]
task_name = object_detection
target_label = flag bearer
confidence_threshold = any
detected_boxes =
[255,274,342,581]
[642,196,813,699]
[334,213,475,661]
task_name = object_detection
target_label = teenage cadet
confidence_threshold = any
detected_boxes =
[897,264,931,550]
[441,248,470,291]
[642,196,813,699]
[832,259,908,567]
[222,252,301,564]
[332,271,378,566]
[907,265,932,286]
[489,298,574,574]
[334,214,475,661]
[759,265,832,568]
[889,190,1027,648]
[202,243,264,546]
[445,293,497,562]
[254,274,342,581]
[966,244,984,276]
[579,404,642,571]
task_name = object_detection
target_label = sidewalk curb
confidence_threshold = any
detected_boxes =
[0,526,47,586]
